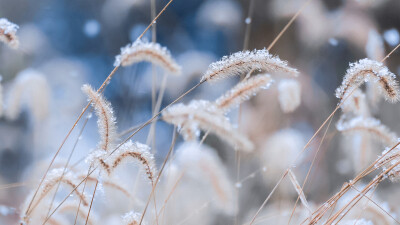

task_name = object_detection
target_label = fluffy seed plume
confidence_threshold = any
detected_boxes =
[114,39,181,75]
[122,211,144,225]
[200,49,298,83]
[86,141,157,184]
[82,84,117,152]
[336,116,398,147]
[335,59,400,103]
[162,100,254,152]
[22,168,88,220]
[5,69,50,121]
[174,142,237,215]
[278,79,301,113]
[215,74,274,112]
[0,18,19,49]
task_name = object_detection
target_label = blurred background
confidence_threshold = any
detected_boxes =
[1,0,400,224]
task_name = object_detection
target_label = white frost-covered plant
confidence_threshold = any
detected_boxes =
[5,69,50,121]
[162,100,254,152]
[20,168,88,224]
[277,79,301,113]
[83,85,156,184]
[82,84,117,152]
[122,211,144,225]
[86,140,157,184]
[336,116,398,147]
[114,39,181,75]
[335,59,400,104]
[215,74,274,113]
[200,49,298,83]
[163,142,236,223]
[261,129,305,179]
[0,18,19,49]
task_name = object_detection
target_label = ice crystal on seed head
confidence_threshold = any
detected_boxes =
[114,39,181,75]
[201,49,298,83]
[215,74,274,112]
[82,84,117,152]
[336,116,398,147]
[335,59,400,103]
[90,140,157,184]
[163,100,254,152]
[0,18,19,49]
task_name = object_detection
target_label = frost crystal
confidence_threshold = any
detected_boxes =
[336,116,398,146]
[82,84,117,152]
[90,140,157,184]
[114,39,181,75]
[163,100,254,152]
[215,74,274,112]
[0,18,19,49]
[201,49,298,83]
[335,59,400,103]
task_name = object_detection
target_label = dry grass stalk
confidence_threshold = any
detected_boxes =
[287,169,311,214]
[82,84,117,152]
[304,142,400,224]
[335,59,400,104]
[200,49,298,83]
[0,18,19,49]
[114,39,181,75]
[58,202,96,225]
